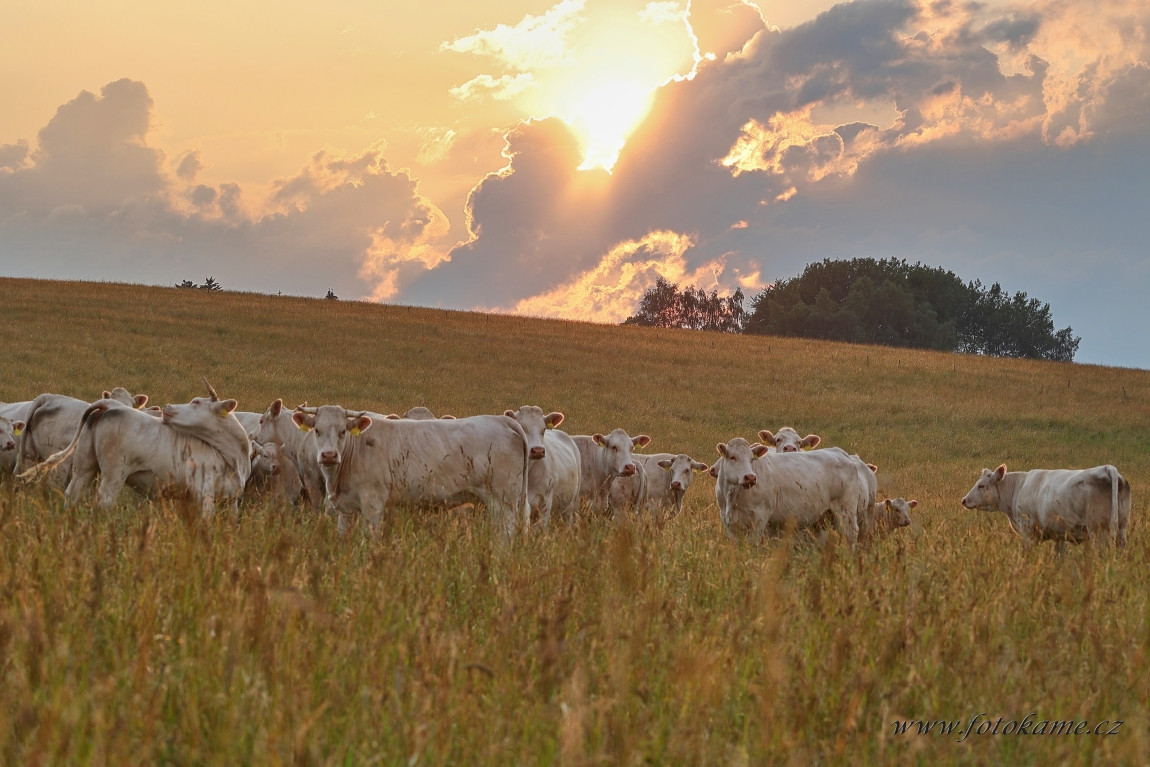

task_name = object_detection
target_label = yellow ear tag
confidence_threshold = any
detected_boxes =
[350,427,361,437]
[298,423,311,432]
[13,427,22,436]
[219,410,230,418]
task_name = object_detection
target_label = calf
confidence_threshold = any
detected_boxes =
[859,498,916,542]
[247,440,304,506]
[961,464,1130,552]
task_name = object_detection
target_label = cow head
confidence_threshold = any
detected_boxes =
[293,405,372,467]
[657,454,709,493]
[403,406,437,420]
[593,429,650,478]
[961,465,1006,510]
[882,498,917,528]
[161,396,239,428]
[250,441,285,477]
[505,406,564,460]
[758,427,820,453]
[715,438,768,489]
[0,416,22,451]
[104,387,149,409]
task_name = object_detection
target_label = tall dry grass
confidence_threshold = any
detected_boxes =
[1,277,1148,765]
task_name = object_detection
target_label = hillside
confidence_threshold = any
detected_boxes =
[2,277,1148,764]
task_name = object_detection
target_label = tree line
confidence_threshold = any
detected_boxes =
[623,258,1080,362]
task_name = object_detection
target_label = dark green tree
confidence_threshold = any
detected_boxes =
[745,258,1079,362]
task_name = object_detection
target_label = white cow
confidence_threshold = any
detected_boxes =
[610,453,708,522]
[16,387,149,480]
[23,384,250,518]
[292,405,531,538]
[234,411,263,435]
[250,398,325,510]
[860,498,916,542]
[714,438,867,545]
[246,440,304,507]
[707,426,823,478]
[961,464,1130,552]
[0,415,25,472]
[504,406,581,528]
[758,427,821,453]
[0,402,32,475]
[571,429,652,516]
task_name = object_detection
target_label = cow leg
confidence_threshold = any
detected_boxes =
[362,501,384,537]
[833,506,859,547]
[200,494,217,520]
[96,472,128,509]
[1055,539,1067,557]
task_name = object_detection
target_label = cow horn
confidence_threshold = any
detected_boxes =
[203,378,219,401]
[347,410,367,418]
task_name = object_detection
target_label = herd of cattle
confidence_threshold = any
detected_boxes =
[0,384,1133,552]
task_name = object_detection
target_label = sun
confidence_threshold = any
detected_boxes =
[564,79,655,172]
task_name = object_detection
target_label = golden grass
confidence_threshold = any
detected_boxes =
[1,277,1148,765]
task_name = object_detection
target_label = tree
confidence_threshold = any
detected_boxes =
[177,277,223,291]
[745,258,1079,362]
[624,277,746,332]
[325,289,338,300]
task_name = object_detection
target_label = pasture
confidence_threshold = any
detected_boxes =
[2,277,1148,765]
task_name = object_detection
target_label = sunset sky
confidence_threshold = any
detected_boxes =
[2,0,1148,368]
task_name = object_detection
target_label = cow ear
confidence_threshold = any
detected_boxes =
[593,433,606,447]
[133,394,149,409]
[716,442,729,458]
[270,399,283,417]
[292,411,315,432]
[386,413,401,419]
[217,399,239,416]
[13,421,24,436]
[758,430,776,446]
[633,435,651,449]
[504,409,516,418]
[102,390,112,399]
[692,461,708,472]
[994,464,1006,481]
[908,500,918,509]
[545,412,564,429]
[657,459,672,470]
[349,414,373,437]
[883,499,893,510]
[751,444,770,458]
[867,463,878,474]
[802,434,821,449]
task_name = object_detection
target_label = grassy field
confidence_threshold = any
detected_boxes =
[1,276,1148,765]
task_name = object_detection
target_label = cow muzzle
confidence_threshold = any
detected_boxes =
[1,440,13,451]
[319,450,340,466]
[670,481,682,490]
[621,464,636,477]
[781,445,798,453]
[529,446,546,460]
[741,474,757,488]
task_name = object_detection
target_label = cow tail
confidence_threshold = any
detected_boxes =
[1108,465,1120,544]
[14,393,51,475]
[18,402,109,483]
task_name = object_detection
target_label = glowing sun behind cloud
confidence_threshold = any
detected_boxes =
[565,79,656,170]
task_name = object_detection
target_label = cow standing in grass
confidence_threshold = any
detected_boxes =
[961,464,1130,553]
[22,383,250,518]
[292,405,532,539]
[610,453,708,523]
[251,398,322,510]
[714,437,868,545]
[504,406,581,528]
[16,387,150,482]
[571,429,651,517]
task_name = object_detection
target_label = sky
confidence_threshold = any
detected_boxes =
[2,0,1148,369]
